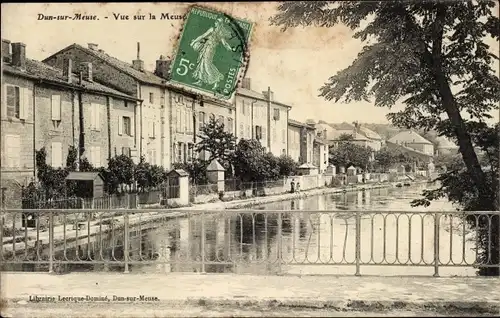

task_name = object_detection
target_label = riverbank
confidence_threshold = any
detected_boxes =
[2,181,424,254]
[1,273,499,317]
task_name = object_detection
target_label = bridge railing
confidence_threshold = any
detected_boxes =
[1,209,498,276]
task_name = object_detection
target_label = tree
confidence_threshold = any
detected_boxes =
[374,148,397,172]
[277,155,299,177]
[329,141,371,170]
[107,155,135,192]
[338,133,354,141]
[232,139,267,182]
[271,1,499,275]
[196,116,237,172]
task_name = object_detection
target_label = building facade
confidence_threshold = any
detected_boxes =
[1,39,138,207]
[43,42,167,166]
[287,119,316,165]
[235,78,290,156]
[388,130,434,156]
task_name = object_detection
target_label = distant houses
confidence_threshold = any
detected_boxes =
[388,130,434,156]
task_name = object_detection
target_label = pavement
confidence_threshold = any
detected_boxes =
[1,273,499,317]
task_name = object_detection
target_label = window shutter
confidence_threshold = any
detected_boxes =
[153,122,156,138]
[95,146,101,167]
[18,87,26,120]
[51,95,61,121]
[23,88,31,120]
[130,117,134,136]
[118,116,123,135]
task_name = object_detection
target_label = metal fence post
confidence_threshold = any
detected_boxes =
[48,211,54,273]
[201,211,206,274]
[124,212,130,273]
[277,212,283,274]
[433,212,440,277]
[355,211,361,276]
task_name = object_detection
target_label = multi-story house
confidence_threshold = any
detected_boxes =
[287,119,315,165]
[1,39,138,207]
[43,42,167,166]
[388,130,434,156]
[194,97,235,161]
[332,122,383,151]
[235,78,291,156]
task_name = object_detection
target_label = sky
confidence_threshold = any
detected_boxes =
[2,2,499,125]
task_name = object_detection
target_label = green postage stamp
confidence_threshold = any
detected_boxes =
[170,6,253,100]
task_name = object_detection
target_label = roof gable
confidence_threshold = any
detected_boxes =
[388,130,432,145]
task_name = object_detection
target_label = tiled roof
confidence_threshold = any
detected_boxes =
[388,130,433,145]
[335,122,356,131]
[386,141,433,157]
[359,126,382,140]
[288,118,315,129]
[4,60,137,100]
[66,171,103,181]
[43,43,233,107]
[236,87,292,108]
[44,43,166,86]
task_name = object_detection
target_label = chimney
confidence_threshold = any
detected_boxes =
[262,88,274,101]
[2,39,11,63]
[154,55,171,79]
[88,43,98,51]
[79,62,93,82]
[132,42,144,71]
[241,78,251,90]
[62,58,73,83]
[11,42,26,70]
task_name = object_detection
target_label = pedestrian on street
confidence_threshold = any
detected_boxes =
[290,179,295,193]
[296,182,301,193]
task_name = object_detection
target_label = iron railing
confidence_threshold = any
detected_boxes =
[1,209,499,276]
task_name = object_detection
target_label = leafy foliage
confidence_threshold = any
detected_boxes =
[329,141,371,170]
[271,1,500,275]
[196,116,237,174]
[173,159,209,185]
[277,155,299,177]
[374,147,413,172]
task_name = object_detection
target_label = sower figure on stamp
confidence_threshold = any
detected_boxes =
[190,18,233,90]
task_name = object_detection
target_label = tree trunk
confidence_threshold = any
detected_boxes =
[428,5,498,276]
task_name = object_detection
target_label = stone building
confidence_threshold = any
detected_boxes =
[1,39,138,207]
[287,119,316,165]
[43,42,167,166]
[235,78,291,156]
[388,130,434,156]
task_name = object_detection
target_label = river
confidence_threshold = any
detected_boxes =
[12,183,481,276]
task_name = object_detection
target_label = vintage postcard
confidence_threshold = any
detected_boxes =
[1,1,499,317]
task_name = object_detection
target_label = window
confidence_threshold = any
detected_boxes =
[227,118,233,133]
[187,109,192,133]
[187,143,193,162]
[148,149,156,165]
[5,85,22,119]
[149,120,156,138]
[273,108,280,120]
[122,147,131,157]
[182,108,187,132]
[218,115,224,125]
[241,100,246,115]
[255,125,262,140]
[198,111,205,130]
[90,103,100,131]
[176,108,181,132]
[149,92,154,104]
[177,142,183,162]
[51,142,63,168]
[89,146,101,167]
[119,116,132,136]
[3,135,20,168]
[262,127,267,141]
[51,94,61,121]
[240,123,244,138]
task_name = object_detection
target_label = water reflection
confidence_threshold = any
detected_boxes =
[9,183,478,276]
